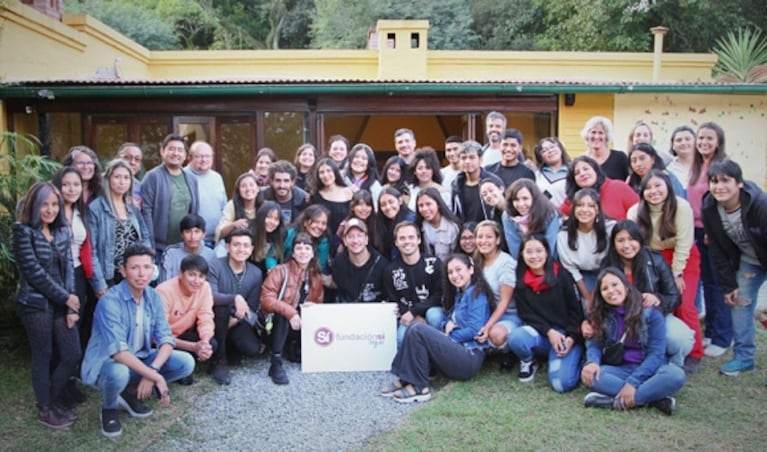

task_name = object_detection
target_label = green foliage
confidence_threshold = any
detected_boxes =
[713,28,767,82]
[469,0,545,50]
[312,0,382,49]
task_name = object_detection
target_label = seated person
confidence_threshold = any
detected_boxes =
[157,254,216,384]
[261,232,324,385]
[331,218,388,303]
[158,214,217,282]
[207,229,264,385]
[81,244,195,438]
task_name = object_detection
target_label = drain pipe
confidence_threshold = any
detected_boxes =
[651,26,668,81]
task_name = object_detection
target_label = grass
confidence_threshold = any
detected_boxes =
[0,324,765,450]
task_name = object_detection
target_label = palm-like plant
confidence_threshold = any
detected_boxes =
[712,28,767,83]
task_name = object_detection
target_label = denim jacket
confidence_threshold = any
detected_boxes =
[88,195,152,290]
[12,223,74,310]
[81,281,175,385]
[443,284,491,350]
[502,211,561,260]
[585,307,667,388]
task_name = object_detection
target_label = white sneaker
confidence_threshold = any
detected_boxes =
[704,344,729,357]
[703,338,712,348]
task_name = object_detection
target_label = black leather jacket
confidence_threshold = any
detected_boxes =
[633,249,681,316]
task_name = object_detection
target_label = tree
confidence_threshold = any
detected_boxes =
[469,0,545,50]
[713,28,767,82]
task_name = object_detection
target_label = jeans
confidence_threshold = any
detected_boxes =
[396,306,445,346]
[696,227,733,347]
[730,259,767,362]
[507,325,583,392]
[587,363,686,405]
[665,314,694,367]
[96,350,195,409]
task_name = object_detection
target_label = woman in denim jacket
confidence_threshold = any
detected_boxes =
[582,267,686,415]
[89,159,151,288]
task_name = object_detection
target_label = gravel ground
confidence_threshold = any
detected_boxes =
[149,357,415,451]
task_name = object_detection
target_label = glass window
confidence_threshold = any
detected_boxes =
[220,121,254,194]
[264,112,307,161]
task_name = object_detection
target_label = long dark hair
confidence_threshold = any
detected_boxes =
[635,170,678,242]
[310,158,348,194]
[690,121,727,184]
[380,155,409,193]
[291,231,321,275]
[563,188,608,253]
[409,148,443,186]
[565,155,606,200]
[454,221,478,254]
[292,204,332,244]
[505,179,557,235]
[627,143,666,192]
[442,253,497,313]
[252,201,285,263]
[345,144,380,191]
[232,172,259,228]
[516,234,557,289]
[472,220,502,270]
[63,145,102,201]
[373,187,413,254]
[589,267,644,342]
[415,187,461,228]
[668,125,695,157]
[602,220,651,284]
[533,137,571,169]
[51,166,87,224]
[17,182,67,230]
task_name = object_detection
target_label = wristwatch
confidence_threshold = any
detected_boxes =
[150,364,161,373]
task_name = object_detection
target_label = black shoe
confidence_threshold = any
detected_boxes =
[209,360,232,385]
[52,403,77,422]
[649,396,677,415]
[683,357,701,375]
[176,375,194,386]
[100,408,122,438]
[499,353,516,373]
[66,379,87,404]
[518,359,538,383]
[583,392,615,410]
[118,387,153,418]
[38,406,74,430]
[269,360,289,385]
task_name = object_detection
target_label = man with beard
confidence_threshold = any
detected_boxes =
[332,218,388,303]
[256,160,310,225]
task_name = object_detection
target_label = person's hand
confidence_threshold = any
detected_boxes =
[66,312,79,329]
[233,218,250,229]
[581,362,601,386]
[674,275,686,293]
[444,321,457,335]
[547,329,567,355]
[95,288,107,298]
[581,320,594,339]
[641,293,661,308]
[138,373,164,400]
[321,274,334,287]
[233,295,249,320]
[400,311,414,326]
[65,294,80,312]
[289,314,301,330]
[475,325,489,343]
[616,383,636,408]
[196,341,213,361]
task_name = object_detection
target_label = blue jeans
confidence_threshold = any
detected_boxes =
[507,325,583,392]
[696,227,733,347]
[587,363,686,405]
[665,314,694,367]
[730,259,767,362]
[96,350,195,409]
[398,307,444,346]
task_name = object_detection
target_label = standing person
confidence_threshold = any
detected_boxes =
[141,134,200,256]
[374,187,415,261]
[407,149,452,211]
[251,147,277,190]
[485,129,535,188]
[326,135,350,170]
[582,116,629,181]
[687,122,731,357]
[560,155,639,221]
[581,268,686,415]
[441,136,463,190]
[665,126,696,187]
[380,156,410,205]
[158,214,217,282]
[702,160,767,377]
[293,143,318,192]
[628,170,704,374]
[215,172,260,243]
[507,235,584,392]
[12,182,82,429]
[331,218,388,303]
[383,221,443,345]
[63,145,102,204]
[451,140,504,224]
[627,121,673,165]
[533,137,571,209]
[256,160,310,226]
[185,141,226,248]
[481,111,506,167]
[251,201,286,275]
[89,159,152,288]
[344,143,382,205]
[414,188,461,262]
[502,179,562,260]
[260,233,324,384]
[81,244,195,438]
[394,128,417,166]
[626,143,686,198]
[309,158,354,240]
[382,254,493,403]
[117,142,144,208]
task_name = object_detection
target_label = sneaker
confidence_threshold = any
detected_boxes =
[38,406,74,430]
[52,403,77,422]
[704,344,729,357]
[649,396,677,415]
[683,356,702,375]
[118,389,153,418]
[209,360,232,385]
[518,359,538,383]
[269,360,289,385]
[583,392,615,410]
[719,359,755,376]
[100,408,122,438]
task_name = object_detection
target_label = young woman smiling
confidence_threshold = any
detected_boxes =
[216,172,260,243]
[414,187,461,262]
[502,179,561,260]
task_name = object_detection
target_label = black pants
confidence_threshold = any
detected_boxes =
[19,304,82,408]
[177,328,219,361]
[270,314,300,357]
[391,323,484,388]
[212,305,261,363]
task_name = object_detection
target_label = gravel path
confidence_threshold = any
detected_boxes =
[150,358,415,451]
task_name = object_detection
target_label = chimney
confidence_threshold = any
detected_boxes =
[650,26,669,82]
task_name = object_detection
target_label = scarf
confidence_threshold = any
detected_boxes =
[523,262,559,292]
[513,214,531,234]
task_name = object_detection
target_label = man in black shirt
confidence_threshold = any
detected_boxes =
[486,129,535,188]
[332,218,388,303]
[256,161,310,225]
[450,140,503,224]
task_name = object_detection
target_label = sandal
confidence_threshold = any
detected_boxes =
[380,380,404,398]
[392,384,431,403]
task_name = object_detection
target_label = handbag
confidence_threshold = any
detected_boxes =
[601,331,627,366]
[254,266,289,336]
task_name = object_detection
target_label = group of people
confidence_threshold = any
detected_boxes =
[12,112,767,437]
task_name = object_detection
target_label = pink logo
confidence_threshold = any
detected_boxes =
[314,327,334,346]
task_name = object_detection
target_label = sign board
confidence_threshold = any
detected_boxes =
[301,303,397,372]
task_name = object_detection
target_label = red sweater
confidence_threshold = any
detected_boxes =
[560,178,639,221]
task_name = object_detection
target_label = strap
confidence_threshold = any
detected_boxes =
[278,265,289,301]
[355,255,381,303]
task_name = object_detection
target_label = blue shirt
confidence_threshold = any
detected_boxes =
[81,280,175,385]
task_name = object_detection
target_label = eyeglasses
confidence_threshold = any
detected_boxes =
[193,154,213,160]
[122,156,142,163]
[75,161,96,167]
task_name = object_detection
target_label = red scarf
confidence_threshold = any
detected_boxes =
[523,262,559,292]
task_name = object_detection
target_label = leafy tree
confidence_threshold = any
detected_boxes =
[312,0,382,49]
[713,28,767,82]
[469,0,545,50]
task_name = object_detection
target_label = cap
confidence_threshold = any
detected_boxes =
[342,218,368,236]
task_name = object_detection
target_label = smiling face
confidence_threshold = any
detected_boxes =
[161,140,187,170]
[351,201,373,220]
[292,241,315,266]
[179,268,206,294]
[587,123,607,152]
[298,148,316,171]
[614,229,641,263]
[395,133,415,160]
[447,258,474,290]
[475,224,500,256]
[379,193,400,220]
[600,272,627,307]
[386,163,402,183]
[304,213,328,239]
[630,151,654,178]
[696,127,719,160]
[39,191,60,226]
[238,176,259,202]
[522,239,547,274]
[414,160,433,184]
[480,181,503,207]
[343,228,368,255]
[539,140,563,167]
[642,175,669,206]
[573,161,598,189]
[73,152,96,182]
[350,151,369,177]
[394,224,421,258]
[512,187,533,216]
[270,171,294,202]
[189,144,214,173]
[672,130,695,159]
[573,194,598,227]
[181,227,204,252]
[317,164,336,188]
[264,209,281,233]
[226,235,254,265]
[459,228,476,254]
[417,195,440,223]
[632,125,652,145]
[501,137,522,166]
[445,142,461,165]
[59,171,83,206]
[121,254,155,295]
[255,155,272,177]
[709,174,743,210]
[486,118,505,143]
[329,140,348,165]
[109,166,133,197]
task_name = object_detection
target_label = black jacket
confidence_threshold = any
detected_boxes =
[515,266,584,343]
[450,169,503,222]
[633,250,681,316]
[702,181,767,293]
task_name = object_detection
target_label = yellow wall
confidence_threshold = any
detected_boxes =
[614,93,767,186]
[557,93,615,155]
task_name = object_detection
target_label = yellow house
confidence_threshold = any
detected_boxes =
[2,0,766,189]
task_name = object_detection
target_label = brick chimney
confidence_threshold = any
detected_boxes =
[22,0,63,21]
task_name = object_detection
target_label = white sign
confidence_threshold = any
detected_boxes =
[301,303,397,372]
